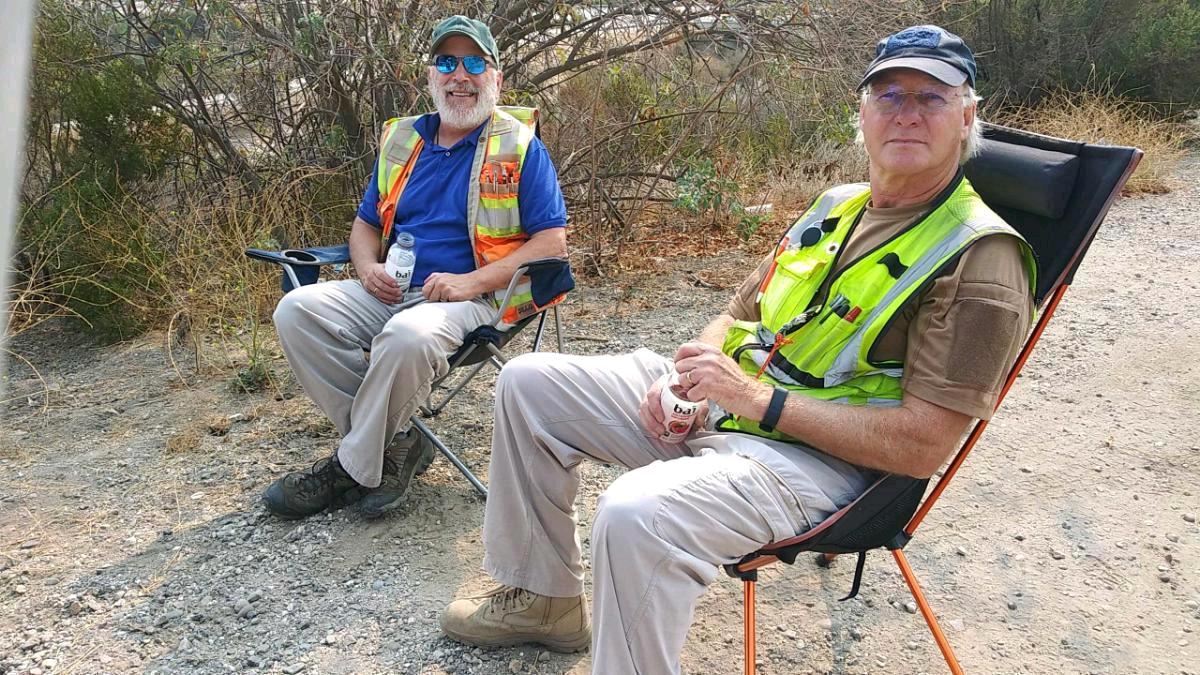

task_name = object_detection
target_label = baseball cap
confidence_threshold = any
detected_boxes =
[858,25,977,89]
[429,15,501,66]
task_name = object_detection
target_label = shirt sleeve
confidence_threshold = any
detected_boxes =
[726,249,775,321]
[516,136,568,235]
[356,160,382,229]
[900,234,1035,420]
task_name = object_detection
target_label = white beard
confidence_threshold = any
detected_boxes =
[430,75,500,132]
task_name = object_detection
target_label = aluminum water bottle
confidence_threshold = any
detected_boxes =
[658,373,703,443]
[384,232,417,293]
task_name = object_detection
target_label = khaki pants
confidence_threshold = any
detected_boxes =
[482,349,874,675]
[273,279,494,487]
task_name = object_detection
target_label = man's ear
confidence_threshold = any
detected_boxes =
[495,69,504,91]
[962,99,975,140]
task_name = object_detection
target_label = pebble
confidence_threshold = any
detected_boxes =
[1007,600,1018,610]
[1184,513,1196,524]
[849,627,864,641]
[1050,548,1066,560]
[371,580,384,591]
[178,636,191,651]
[903,601,917,614]
[784,630,798,639]
[955,546,967,557]
[1014,534,1026,541]
[248,591,262,603]
[1167,534,1180,543]
[15,585,27,594]
[509,659,524,673]
[42,659,57,668]
[1159,572,1172,583]
[20,539,40,550]
[282,664,305,674]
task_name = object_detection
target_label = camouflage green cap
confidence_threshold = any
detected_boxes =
[429,15,500,66]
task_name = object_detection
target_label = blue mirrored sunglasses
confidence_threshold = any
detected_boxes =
[434,54,490,75]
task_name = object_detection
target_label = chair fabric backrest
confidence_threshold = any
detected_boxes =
[964,123,1142,306]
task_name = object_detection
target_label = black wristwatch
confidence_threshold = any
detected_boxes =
[759,387,788,433]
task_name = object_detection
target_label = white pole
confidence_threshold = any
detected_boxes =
[0,0,38,393]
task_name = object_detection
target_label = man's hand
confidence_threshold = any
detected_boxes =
[360,262,404,304]
[423,271,485,303]
[673,341,770,417]
[637,373,709,439]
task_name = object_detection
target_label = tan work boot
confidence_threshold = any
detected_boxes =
[440,584,591,653]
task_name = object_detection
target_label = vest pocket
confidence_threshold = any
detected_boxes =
[761,252,827,328]
[792,310,861,375]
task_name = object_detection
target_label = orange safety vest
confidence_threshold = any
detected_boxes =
[374,106,560,326]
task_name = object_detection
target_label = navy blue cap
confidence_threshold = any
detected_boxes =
[859,25,977,89]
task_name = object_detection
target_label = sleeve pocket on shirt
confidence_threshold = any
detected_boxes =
[944,298,1021,392]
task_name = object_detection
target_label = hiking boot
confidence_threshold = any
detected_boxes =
[263,454,366,520]
[358,429,436,519]
[440,584,591,653]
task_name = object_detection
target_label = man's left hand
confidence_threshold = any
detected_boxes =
[423,272,484,302]
[673,341,770,418]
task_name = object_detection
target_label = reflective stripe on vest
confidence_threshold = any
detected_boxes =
[719,175,1036,442]
[375,106,560,327]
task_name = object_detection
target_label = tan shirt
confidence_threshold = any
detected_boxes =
[727,200,1034,420]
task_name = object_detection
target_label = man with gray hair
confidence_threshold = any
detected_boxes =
[262,15,567,520]
[441,24,1034,674]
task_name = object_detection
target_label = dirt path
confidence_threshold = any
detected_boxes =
[2,161,1198,675]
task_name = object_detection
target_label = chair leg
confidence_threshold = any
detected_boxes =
[743,578,757,675]
[892,549,964,675]
[410,417,488,499]
[532,311,549,352]
[553,305,564,352]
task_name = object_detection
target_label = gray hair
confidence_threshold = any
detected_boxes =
[855,86,983,164]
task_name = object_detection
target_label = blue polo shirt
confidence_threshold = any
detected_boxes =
[357,113,567,286]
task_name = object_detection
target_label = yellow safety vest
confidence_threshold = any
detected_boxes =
[719,175,1037,442]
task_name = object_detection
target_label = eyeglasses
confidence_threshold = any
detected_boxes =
[867,87,962,114]
[433,54,491,76]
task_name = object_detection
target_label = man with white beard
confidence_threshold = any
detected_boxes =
[263,15,568,520]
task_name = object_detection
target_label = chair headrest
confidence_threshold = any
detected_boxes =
[965,138,1080,220]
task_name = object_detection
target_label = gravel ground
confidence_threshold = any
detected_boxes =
[2,158,1198,674]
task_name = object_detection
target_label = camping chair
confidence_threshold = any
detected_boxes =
[724,123,1142,674]
[244,244,574,499]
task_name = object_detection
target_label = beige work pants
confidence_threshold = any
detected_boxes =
[272,279,494,487]
[482,349,874,675]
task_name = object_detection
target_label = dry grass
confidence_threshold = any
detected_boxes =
[8,167,354,388]
[164,425,204,454]
[995,89,1194,195]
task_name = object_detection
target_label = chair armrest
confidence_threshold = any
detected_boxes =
[244,244,352,293]
[486,257,574,329]
[244,243,352,267]
[514,257,575,307]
